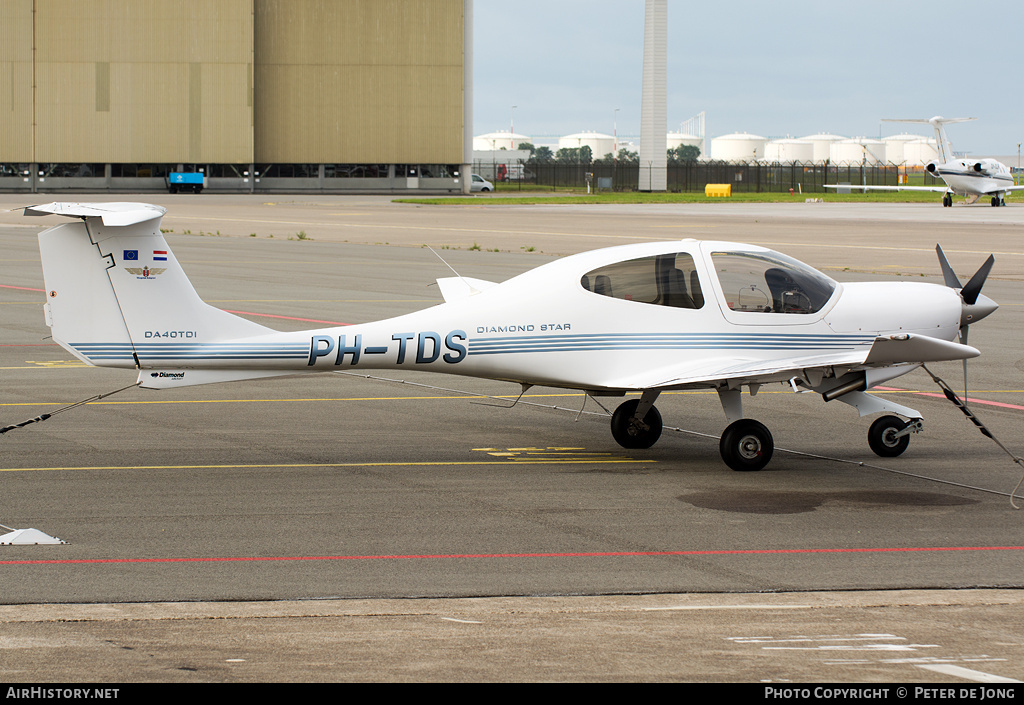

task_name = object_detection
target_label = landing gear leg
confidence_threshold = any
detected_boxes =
[611,391,662,449]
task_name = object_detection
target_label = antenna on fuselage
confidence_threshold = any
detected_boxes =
[426,245,482,296]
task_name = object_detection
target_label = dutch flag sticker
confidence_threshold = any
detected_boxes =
[153,250,168,261]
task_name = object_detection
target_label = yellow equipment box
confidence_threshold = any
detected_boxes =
[705,184,731,197]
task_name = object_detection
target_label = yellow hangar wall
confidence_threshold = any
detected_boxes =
[1,0,254,164]
[1,0,36,162]
[255,0,465,164]
[0,0,466,165]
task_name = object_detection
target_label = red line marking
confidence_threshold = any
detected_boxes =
[0,284,44,292]
[3,546,1021,566]
[875,386,1024,411]
[222,309,348,326]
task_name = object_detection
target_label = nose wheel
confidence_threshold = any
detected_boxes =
[719,419,774,471]
[867,415,912,457]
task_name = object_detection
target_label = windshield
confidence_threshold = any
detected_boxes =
[710,250,836,314]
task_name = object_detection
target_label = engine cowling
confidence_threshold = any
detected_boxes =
[926,161,939,174]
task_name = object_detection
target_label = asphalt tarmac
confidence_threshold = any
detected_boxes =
[0,195,1022,682]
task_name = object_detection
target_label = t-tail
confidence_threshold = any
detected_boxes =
[882,116,976,165]
[29,202,290,388]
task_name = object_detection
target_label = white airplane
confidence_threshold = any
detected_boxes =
[825,116,1022,207]
[25,202,998,471]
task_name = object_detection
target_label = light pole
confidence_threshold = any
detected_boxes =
[1018,143,1021,186]
[614,108,620,163]
[510,105,517,149]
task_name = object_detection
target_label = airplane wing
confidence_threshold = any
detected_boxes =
[822,185,948,193]
[604,333,977,390]
[981,184,1024,194]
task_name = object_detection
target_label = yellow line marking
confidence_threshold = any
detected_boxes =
[23,361,89,368]
[474,446,635,462]
[1,459,657,473]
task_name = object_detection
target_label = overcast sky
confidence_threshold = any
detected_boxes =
[473,0,1024,158]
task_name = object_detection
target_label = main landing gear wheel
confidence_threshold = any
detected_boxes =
[610,399,663,449]
[867,415,910,457]
[719,419,773,472]
[942,194,952,207]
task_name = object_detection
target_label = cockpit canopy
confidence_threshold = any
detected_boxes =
[580,252,705,309]
[580,247,836,315]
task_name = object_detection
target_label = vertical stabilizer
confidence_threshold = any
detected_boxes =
[31,202,273,368]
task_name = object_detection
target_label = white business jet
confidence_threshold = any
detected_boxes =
[25,202,997,471]
[825,116,1022,207]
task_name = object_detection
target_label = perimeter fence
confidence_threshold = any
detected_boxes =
[475,159,947,194]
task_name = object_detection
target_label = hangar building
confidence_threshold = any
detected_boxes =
[0,0,472,193]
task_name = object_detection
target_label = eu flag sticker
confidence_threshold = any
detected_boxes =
[123,250,139,261]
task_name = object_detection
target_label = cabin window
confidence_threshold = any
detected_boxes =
[581,253,705,309]
[711,250,835,314]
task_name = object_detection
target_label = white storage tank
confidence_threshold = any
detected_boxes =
[798,133,846,163]
[710,133,766,162]
[902,138,940,166]
[880,133,926,164]
[764,138,814,163]
[830,138,887,165]
[473,131,532,151]
[558,131,616,160]
[667,132,703,150]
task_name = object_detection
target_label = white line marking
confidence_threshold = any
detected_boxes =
[917,664,1021,683]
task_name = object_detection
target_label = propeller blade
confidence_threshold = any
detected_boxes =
[935,244,962,289]
[960,255,995,305]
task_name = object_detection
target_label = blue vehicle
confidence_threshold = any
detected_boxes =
[167,172,205,194]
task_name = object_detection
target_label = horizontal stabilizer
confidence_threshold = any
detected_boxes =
[25,202,166,226]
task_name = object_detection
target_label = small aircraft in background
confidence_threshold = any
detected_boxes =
[825,116,1022,207]
[25,202,997,471]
